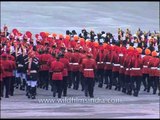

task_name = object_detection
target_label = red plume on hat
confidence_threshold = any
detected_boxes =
[151,51,157,57]
[26,31,32,39]
[40,32,46,38]
[1,53,7,59]
[35,34,39,39]
[93,41,99,48]
[12,28,19,36]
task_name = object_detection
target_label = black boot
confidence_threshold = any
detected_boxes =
[105,85,109,89]
[143,88,147,91]
[98,83,103,88]
[22,79,26,91]
[109,85,112,90]
[133,90,138,97]
[15,78,19,89]
[153,89,157,94]
[85,92,88,97]
[31,87,36,99]
[122,88,126,93]
[147,88,150,93]
[114,86,118,90]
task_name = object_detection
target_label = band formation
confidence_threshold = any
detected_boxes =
[0,25,160,100]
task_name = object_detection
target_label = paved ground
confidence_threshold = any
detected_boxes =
[1,83,160,119]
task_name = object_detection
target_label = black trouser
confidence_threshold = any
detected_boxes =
[9,76,15,96]
[80,72,85,91]
[3,77,11,97]
[94,70,98,82]
[97,69,104,87]
[119,73,125,91]
[130,76,142,96]
[52,80,63,98]
[158,77,160,95]
[111,71,119,88]
[40,71,49,90]
[72,71,80,90]
[38,71,43,88]
[49,72,53,91]
[68,71,72,88]
[142,74,149,90]
[0,81,3,97]
[62,76,68,96]
[148,76,159,94]
[84,78,95,97]
[125,75,131,94]
[104,70,112,87]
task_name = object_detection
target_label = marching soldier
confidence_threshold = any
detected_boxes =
[71,48,80,90]
[59,54,69,96]
[82,53,97,98]
[123,50,133,95]
[103,45,112,89]
[7,55,16,96]
[51,55,64,98]
[119,47,126,92]
[15,44,26,91]
[1,53,13,98]
[25,50,39,99]
[39,48,52,90]
[0,59,4,100]
[110,46,120,90]
[64,48,73,88]
[96,48,105,88]
[148,51,160,95]
[130,50,143,97]
[142,49,152,92]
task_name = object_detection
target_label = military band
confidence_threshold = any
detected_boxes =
[0,26,160,100]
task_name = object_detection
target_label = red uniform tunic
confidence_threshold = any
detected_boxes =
[0,60,4,81]
[103,50,112,70]
[40,53,52,71]
[60,57,69,77]
[48,56,56,72]
[142,55,152,74]
[79,53,87,73]
[130,54,143,77]
[111,51,120,72]
[8,59,16,77]
[119,53,126,74]
[124,54,132,76]
[96,51,104,70]
[82,57,97,78]
[1,59,13,78]
[148,57,160,77]
[64,51,73,71]
[51,60,64,80]
[71,52,80,72]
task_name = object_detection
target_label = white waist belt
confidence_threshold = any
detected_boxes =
[131,68,141,70]
[97,62,103,64]
[120,66,124,68]
[28,70,37,73]
[69,63,73,65]
[105,62,111,64]
[72,63,79,65]
[151,67,158,70]
[113,64,120,66]
[18,64,23,67]
[126,68,130,71]
[84,69,94,71]
[143,66,148,68]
